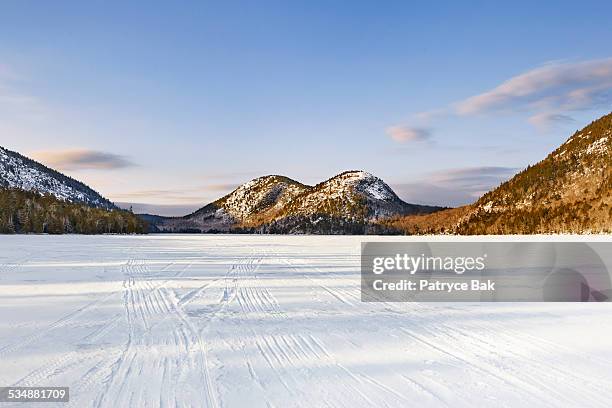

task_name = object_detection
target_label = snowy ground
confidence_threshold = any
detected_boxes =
[0,235,611,408]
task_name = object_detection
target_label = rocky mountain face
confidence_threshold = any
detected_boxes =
[387,112,612,234]
[157,175,309,232]
[153,171,440,233]
[457,112,612,234]
[280,171,426,220]
[0,146,116,209]
[0,146,145,234]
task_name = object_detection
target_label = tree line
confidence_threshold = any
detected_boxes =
[0,188,146,234]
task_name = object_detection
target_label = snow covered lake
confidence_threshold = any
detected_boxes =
[1,235,611,407]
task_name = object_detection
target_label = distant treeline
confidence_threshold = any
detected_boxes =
[0,188,146,234]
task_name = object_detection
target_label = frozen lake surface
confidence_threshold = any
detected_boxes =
[0,235,611,407]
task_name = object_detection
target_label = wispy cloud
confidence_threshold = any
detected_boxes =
[390,58,612,138]
[200,171,261,182]
[528,112,575,132]
[455,58,612,115]
[392,166,517,207]
[392,183,475,208]
[111,184,239,203]
[386,125,431,143]
[428,166,517,196]
[205,183,240,192]
[32,149,135,170]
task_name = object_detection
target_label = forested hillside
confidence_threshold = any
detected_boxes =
[386,112,612,235]
[0,188,146,234]
[457,112,612,234]
[0,146,116,209]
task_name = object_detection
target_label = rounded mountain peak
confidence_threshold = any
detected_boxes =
[330,170,376,181]
[321,170,396,201]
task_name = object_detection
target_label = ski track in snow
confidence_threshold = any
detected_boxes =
[0,235,611,408]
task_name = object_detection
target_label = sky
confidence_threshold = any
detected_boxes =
[1,1,611,215]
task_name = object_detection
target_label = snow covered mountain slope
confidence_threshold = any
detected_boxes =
[262,171,440,234]
[0,146,116,209]
[153,171,440,233]
[281,171,433,220]
[155,175,309,232]
[387,112,612,235]
[216,175,309,221]
[458,112,612,234]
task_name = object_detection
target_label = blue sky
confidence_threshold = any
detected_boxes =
[1,1,611,215]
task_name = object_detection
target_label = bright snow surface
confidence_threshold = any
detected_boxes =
[0,235,611,407]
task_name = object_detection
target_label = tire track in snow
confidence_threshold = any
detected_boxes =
[286,253,612,407]
[229,251,416,407]
[0,284,122,358]
[0,260,176,403]
[437,320,612,406]
[94,259,213,407]
[282,257,536,407]
[387,301,612,406]
[94,255,226,408]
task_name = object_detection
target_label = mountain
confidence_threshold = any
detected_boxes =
[279,171,428,219]
[386,112,612,234]
[157,175,309,232]
[0,146,146,234]
[152,171,441,234]
[457,112,612,234]
[263,171,438,234]
[0,146,116,209]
